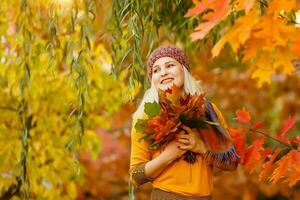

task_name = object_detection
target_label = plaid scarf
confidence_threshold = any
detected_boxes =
[202,101,240,164]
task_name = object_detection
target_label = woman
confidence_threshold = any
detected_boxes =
[129,45,239,200]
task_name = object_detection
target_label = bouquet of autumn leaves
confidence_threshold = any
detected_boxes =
[135,86,237,164]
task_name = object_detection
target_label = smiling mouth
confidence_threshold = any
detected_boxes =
[160,78,174,84]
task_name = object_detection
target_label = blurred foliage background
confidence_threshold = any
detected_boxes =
[0,0,300,199]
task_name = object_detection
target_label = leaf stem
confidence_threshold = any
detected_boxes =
[249,128,294,149]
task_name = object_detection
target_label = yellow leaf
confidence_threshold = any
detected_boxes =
[252,17,294,51]
[242,38,264,62]
[273,47,295,74]
[235,0,256,13]
[212,7,259,57]
[250,55,275,87]
[268,0,296,14]
[67,182,77,199]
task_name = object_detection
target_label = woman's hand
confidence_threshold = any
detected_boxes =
[160,132,187,162]
[144,133,187,179]
[177,125,207,154]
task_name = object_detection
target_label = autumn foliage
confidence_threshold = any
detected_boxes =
[231,108,300,187]
[136,86,207,148]
[186,0,300,87]
[0,0,300,199]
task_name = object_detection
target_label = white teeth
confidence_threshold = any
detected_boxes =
[161,78,173,84]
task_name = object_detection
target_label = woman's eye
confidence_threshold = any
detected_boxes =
[167,64,174,68]
[153,69,158,73]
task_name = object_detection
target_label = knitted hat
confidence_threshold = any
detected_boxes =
[147,45,190,78]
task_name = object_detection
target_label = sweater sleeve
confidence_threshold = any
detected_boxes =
[203,102,239,171]
[129,118,154,188]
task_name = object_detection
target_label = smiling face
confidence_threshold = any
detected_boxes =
[151,57,184,91]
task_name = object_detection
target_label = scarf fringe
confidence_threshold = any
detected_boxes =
[204,146,240,165]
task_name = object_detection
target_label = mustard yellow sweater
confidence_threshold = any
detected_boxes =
[129,102,236,196]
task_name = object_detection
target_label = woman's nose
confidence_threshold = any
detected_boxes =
[160,68,168,77]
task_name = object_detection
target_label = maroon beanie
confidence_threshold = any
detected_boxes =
[147,45,190,78]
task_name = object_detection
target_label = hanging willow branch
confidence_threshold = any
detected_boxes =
[16,0,33,199]
[71,0,95,145]
[62,1,99,176]
[45,4,60,69]
[109,0,197,91]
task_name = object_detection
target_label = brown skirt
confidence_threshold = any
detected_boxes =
[151,188,212,200]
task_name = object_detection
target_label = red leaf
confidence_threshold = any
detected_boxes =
[184,0,217,17]
[284,150,300,187]
[268,150,300,187]
[289,150,300,171]
[236,107,251,123]
[253,121,264,129]
[269,151,290,184]
[243,137,267,173]
[185,0,231,40]
[276,116,296,144]
[243,137,265,164]
[228,127,246,161]
[259,148,282,181]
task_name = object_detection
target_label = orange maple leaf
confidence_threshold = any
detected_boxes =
[268,149,300,186]
[243,137,271,173]
[267,0,296,15]
[212,7,259,57]
[235,0,256,13]
[250,53,275,88]
[185,0,231,40]
[276,116,296,144]
[284,170,300,187]
[269,151,290,184]
[236,107,251,123]
[284,150,300,187]
[242,38,264,62]
[273,47,296,75]
[259,148,282,181]
[145,115,177,143]
[228,127,246,161]
[252,16,294,51]
[164,85,182,104]
[291,37,300,57]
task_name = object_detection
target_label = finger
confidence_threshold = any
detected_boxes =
[178,130,186,135]
[181,125,192,132]
[178,144,192,150]
[178,134,191,139]
[181,126,196,135]
[177,138,189,145]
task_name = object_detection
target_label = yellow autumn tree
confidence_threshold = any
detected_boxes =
[0,0,139,199]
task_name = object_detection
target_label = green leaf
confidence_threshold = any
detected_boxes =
[144,102,160,118]
[120,47,132,65]
[138,132,152,142]
[134,46,144,68]
[135,119,146,132]
[65,139,74,151]
[273,148,291,164]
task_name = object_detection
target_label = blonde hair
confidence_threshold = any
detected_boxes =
[132,67,204,120]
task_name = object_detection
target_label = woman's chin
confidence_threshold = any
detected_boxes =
[159,83,174,91]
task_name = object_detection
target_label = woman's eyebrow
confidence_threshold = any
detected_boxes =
[153,61,175,69]
[153,65,160,70]
[164,61,175,65]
